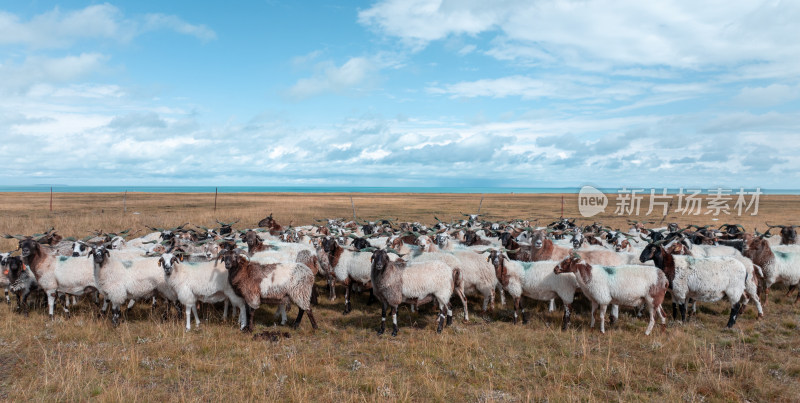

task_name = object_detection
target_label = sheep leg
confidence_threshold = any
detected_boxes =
[343,280,353,315]
[4,288,8,304]
[679,303,687,322]
[367,289,376,305]
[237,304,247,330]
[378,302,387,335]
[305,308,318,330]
[126,299,135,310]
[111,304,121,327]
[548,299,555,312]
[275,302,288,325]
[644,302,655,336]
[671,302,678,320]
[327,275,336,302]
[244,306,255,332]
[609,304,618,325]
[589,301,597,330]
[192,304,201,328]
[436,303,447,334]
[497,285,506,306]
[60,294,70,318]
[726,302,741,328]
[310,286,319,306]
[512,297,521,325]
[184,304,192,331]
[223,299,229,320]
[598,304,608,334]
[391,306,399,336]
[292,307,305,329]
[561,303,572,331]
[47,292,56,320]
[72,295,78,306]
[456,288,469,322]
[446,304,453,326]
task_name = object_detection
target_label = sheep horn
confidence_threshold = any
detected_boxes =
[765,222,785,229]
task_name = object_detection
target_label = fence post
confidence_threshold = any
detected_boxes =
[351,196,357,220]
[214,187,218,212]
[50,187,53,212]
[123,190,127,213]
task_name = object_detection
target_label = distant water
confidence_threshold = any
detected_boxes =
[1,186,798,195]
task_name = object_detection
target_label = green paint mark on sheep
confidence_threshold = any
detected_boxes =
[775,251,792,261]
[59,256,69,262]
[520,262,534,271]
[121,260,133,269]
[603,266,615,275]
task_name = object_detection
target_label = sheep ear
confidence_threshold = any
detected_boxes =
[157,258,163,267]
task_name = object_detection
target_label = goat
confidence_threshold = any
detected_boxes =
[766,223,798,245]
[639,242,759,327]
[157,252,247,331]
[554,254,668,335]
[19,237,97,319]
[217,249,317,332]
[488,250,578,329]
[744,237,800,304]
[89,244,177,326]
[370,249,458,336]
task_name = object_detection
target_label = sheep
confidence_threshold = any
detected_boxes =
[766,223,797,245]
[242,230,276,255]
[5,256,41,315]
[321,237,382,314]
[667,237,764,316]
[157,252,247,331]
[18,237,97,319]
[639,242,760,327]
[89,244,177,326]
[310,237,337,301]
[553,254,668,335]
[370,249,458,336]
[217,249,318,332]
[1,252,11,304]
[413,249,498,320]
[743,237,800,303]
[487,250,578,329]
[530,230,571,262]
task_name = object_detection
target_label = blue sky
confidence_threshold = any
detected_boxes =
[1,1,799,188]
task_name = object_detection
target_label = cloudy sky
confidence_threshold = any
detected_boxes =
[1,1,799,188]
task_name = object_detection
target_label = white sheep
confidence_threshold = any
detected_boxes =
[370,249,458,336]
[19,238,96,319]
[487,250,578,329]
[89,244,177,327]
[639,243,760,327]
[157,252,246,331]
[554,254,668,335]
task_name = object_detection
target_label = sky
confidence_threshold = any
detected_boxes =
[1,1,799,188]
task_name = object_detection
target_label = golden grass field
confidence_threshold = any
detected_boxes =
[1,191,799,401]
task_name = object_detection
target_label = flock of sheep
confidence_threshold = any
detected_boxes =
[1,213,798,337]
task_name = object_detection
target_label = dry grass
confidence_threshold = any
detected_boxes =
[1,192,800,401]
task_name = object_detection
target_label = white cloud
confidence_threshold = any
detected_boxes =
[0,4,215,48]
[0,53,110,94]
[287,57,376,100]
[734,84,800,108]
[360,0,800,73]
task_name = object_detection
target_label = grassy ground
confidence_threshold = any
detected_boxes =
[1,192,799,401]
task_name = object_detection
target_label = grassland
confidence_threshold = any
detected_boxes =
[1,191,799,401]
